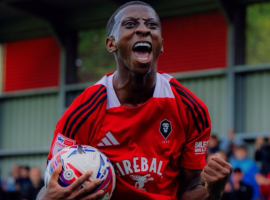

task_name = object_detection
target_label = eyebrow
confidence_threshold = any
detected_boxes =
[121,17,158,21]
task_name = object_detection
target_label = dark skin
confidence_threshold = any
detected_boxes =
[179,155,232,200]
[106,5,163,107]
[108,5,232,200]
[38,164,104,200]
[38,4,232,200]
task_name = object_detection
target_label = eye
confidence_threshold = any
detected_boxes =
[147,22,158,29]
[124,21,136,28]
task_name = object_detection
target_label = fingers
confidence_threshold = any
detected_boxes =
[81,190,104,200]
[73,179,104,199]
[202,166,228,183]
[45,167,104,200]
[75,178,103,198]
[50,163,63,182]
[68,170,93,191]
[201,154,232,183]
[210,154,233,171]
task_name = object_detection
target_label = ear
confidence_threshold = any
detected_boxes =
[160,39,164,53]
[106,36,117,53]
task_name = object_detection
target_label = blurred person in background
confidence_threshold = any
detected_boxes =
[2,164,20,191]
[1,164,21,200]
[18,166,31,199]
[230,145,260,200]
[0,178,4,200]
[21,167,44,200]
[220,128,246,160]
[206,134,222,165]
[255,136,270,175]
[221,167,253,200]
[255,136,270,200]
[208,134,220,154]
[255,173,270,200]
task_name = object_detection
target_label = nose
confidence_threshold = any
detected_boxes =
[135,23,150,37]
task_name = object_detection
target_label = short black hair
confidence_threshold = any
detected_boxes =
[106,1,160,36]
[233,167,242,173]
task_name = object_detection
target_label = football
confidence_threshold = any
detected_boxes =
[45,145,116,199]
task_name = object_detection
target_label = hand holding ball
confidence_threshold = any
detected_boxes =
[45,145,116,200]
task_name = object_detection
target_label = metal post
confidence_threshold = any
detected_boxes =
[58,48,66,117]
[234,7,246,132]
[227,23,235,131]
[49,23,68,118]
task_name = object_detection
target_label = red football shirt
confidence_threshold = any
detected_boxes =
[48,72,211,200]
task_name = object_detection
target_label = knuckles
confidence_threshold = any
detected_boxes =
[202,160,232,184]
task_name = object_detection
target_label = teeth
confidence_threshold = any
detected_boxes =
[138,57,148,61]
[134,42,151,49]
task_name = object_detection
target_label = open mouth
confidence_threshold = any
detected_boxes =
[133,42,152,61]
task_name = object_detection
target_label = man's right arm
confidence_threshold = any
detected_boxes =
[179,154,232,200]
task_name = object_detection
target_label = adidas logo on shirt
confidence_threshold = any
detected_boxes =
[97,132,119,146]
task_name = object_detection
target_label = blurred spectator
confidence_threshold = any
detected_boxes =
[221,167,253,200]
[208,134,220,154]
[2,164,20,192]
[222,181,233,200]
[1,164,20,200]
[16,165,31,200]
[0,182,4,200]
[255,173,270,200]
[255,136,270,175]
[18,166,31,192]
[230,145,260,200]
[220,128,245,160]
[21,167,44,200]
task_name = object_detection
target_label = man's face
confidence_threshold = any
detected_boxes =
[110,5,163,74]
[234,147,247,160]
[232,172,243,183]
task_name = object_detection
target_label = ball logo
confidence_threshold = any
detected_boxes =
[159,119,172,140]
[52,133,76,156]
[58,136,64,143]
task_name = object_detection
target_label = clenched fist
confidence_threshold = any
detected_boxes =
[201,154,232,200]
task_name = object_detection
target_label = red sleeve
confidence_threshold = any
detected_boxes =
[47,84,107,162]
[259,184,270,197]
[170,78,211,170]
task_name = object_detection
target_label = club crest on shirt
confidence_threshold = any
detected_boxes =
[159,119,172,140]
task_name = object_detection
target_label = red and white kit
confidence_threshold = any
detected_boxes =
[48,71,211,200]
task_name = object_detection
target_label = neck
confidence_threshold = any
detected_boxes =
[113,69,156,107]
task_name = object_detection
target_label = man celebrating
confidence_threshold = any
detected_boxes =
[39,1,232,200]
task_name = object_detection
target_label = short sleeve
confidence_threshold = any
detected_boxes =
[47,84,107,163]
[46,91,85,162]
[179,126,211,169]
[174,82,211,170]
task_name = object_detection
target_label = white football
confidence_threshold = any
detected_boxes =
[45,145,116,199]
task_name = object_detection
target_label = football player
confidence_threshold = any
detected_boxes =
[38,1,232,200]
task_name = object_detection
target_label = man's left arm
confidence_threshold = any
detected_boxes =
[179,154,232,200]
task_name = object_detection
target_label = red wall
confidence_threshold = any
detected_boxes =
[158,11,227,73]
[4,36,60,92]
